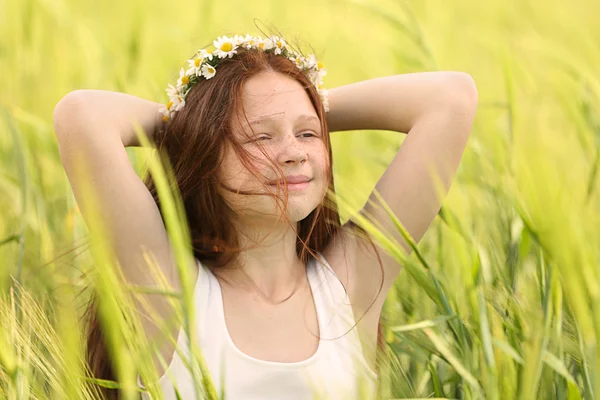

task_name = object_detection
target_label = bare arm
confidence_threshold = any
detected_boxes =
[54,89,164,147]
[323,72,477,366]
[53,90,192,376]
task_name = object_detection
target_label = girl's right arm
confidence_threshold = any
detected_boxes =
[53,90,194,376]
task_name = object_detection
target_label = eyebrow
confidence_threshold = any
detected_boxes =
[248,114,320,126]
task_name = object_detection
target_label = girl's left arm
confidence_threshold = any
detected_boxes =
[325,71,478,308]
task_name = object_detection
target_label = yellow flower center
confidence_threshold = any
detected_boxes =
[194,58,202,67]
[166,101,173,110]
[207,66,215,73]
[259,42,264,49]
[162,115,169,122]
[220,42,232,52]
[276,40,283,48]
[317,61,324,69]
[181,75,189,85]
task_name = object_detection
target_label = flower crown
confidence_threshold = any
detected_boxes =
[159,34,329,122]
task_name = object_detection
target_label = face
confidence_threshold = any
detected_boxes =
[218,71,329,226]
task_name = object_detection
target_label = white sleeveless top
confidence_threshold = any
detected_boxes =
[139,252,378,399]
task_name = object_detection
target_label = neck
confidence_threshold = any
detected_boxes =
[218,216,307,301]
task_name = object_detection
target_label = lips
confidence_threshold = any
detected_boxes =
[268,175,312,185]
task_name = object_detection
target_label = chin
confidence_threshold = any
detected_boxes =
[237,183,326,223]
[254,197,319,224]
[285,207,316,223]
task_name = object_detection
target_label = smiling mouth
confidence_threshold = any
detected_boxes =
[268,180,311,191]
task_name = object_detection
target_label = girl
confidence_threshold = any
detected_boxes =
[52,34,478,399]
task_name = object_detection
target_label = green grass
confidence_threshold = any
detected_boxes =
[1,0,600,398]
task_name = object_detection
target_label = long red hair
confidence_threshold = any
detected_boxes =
[82,45,386,399]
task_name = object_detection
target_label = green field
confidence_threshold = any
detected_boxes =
[2,0,600,398]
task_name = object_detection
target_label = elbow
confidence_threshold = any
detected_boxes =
[53,90,87,139]
[459,72,478,106]
[443,72,479,127]
[450,72,478,109]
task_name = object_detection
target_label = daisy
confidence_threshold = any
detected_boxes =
[176,67,191,88]
[304,54,318,70]
[242,34,260,49]
[173,96,185,111]
[306,69,320,84]
[213,36,238,59]
[290,54,305,68]
[167,95,185,112]
[317,67,327,80]
[160,93,185,119]
[158,106,170,120]
[271,36,287,55]
[186,55,204,76]
[201,64,216,79]
[199,48,214,61]
[233,34,245,46]
[258,37,274,51]
[166,83,181,98]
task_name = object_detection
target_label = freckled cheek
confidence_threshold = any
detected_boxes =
[220,160,269,191]
[313,147,330,176]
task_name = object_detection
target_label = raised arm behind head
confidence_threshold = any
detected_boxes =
[52,89,194,386]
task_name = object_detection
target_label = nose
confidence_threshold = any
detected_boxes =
[276,133,307,165]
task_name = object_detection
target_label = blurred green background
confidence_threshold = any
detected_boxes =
[2,0,600,398]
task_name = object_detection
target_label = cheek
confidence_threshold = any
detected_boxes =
[219,156,268,192]
[314,146,330,177]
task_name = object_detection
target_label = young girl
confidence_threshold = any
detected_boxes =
[52,34,477,399]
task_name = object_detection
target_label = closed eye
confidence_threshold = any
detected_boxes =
[254,132,317,141]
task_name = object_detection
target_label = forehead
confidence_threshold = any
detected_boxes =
[234,71,319,130]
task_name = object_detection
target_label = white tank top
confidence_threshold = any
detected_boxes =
[139,252,378,399]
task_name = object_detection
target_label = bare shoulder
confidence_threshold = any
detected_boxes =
[321,221,399,368]
[321,222,398,316]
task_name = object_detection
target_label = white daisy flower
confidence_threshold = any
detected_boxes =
[160,93,184,119]
[271,36,287,55]
[258,37,274,51]
[199,48,214,61]
[173,96,185,112]
[243,34,260,49]
[158,106,170,118]
[167,95,185,112]
[213,36,238,59]
[201,64,216,79]
[306,69,320,85]
[166,83,180,98]
[233,34,245,46]
[304,53,318,69]
[290,54,305,68]
[317,67,327,80]
[186,55,204,76]
[176,67,191,88]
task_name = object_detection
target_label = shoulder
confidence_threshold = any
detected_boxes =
[320,221,399,325]
[321,223,392,303]
[319,223,393,371]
